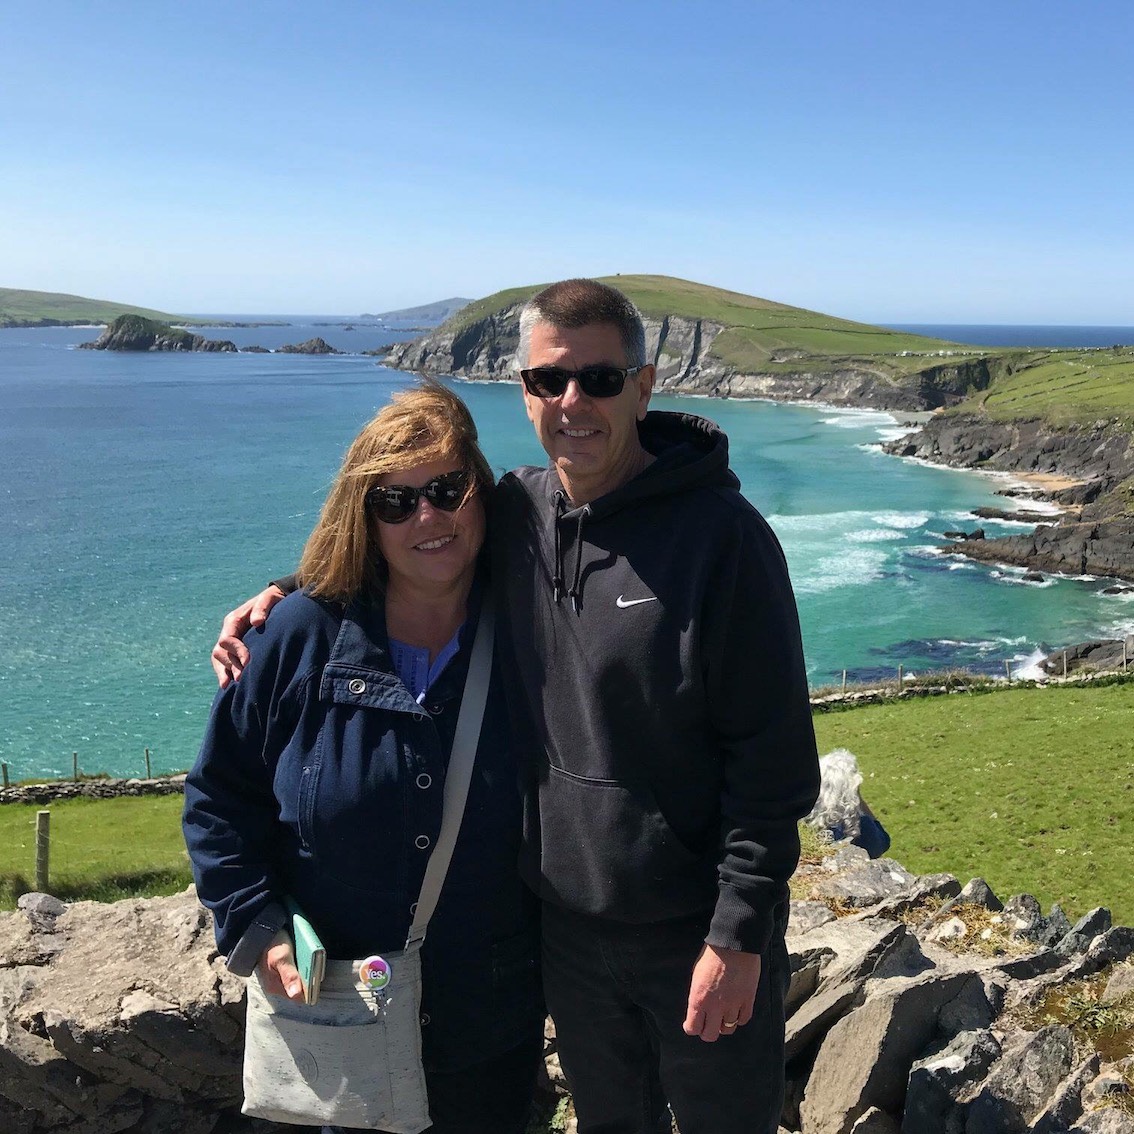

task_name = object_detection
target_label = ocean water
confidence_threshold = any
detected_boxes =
[2,324,1132,781]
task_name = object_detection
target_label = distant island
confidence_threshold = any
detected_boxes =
[79,315,341,356]
[385,273,1134,584]
[360,296,471,324]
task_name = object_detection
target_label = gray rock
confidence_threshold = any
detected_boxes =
[964,1025,1075,1133]
[799,970,974,1134]
[995,947,1066,980]
[1103,962,1134,1002]
[938,975,1003,1038]
[1057,908,1114,957]
[856,873,962,923]
[1081,1069,1131,1108]
[1002,894,1044,940]
[1082,927,1134,973]
[1031,1054,1102,1133]
[790,900,838,936]
[786,920,920,1061]
[903,1029,1002,1134]
[940,879,1004,916]
[16,893,67,919]
[788,949,832,1016]
[851,1106,901,1133]
[1073,1108,1134,1134]
[813,860,917,909]
[1041,903,1074,948]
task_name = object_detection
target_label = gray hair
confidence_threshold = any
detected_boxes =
[515,279,647,370]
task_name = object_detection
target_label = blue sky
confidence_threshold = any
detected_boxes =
[2,1,1132,322]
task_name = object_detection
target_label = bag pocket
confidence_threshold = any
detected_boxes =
[242,960,429,1133]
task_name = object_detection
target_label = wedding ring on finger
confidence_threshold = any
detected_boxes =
[722,1020,739,1030]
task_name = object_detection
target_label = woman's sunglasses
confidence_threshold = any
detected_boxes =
[365,470,472,524]
[519,365,643,400]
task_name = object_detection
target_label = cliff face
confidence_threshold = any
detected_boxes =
[383,311,995,411]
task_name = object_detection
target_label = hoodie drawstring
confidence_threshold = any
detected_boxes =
[567,507,590,615]
[552,493,591,615]
[552,492,567,604]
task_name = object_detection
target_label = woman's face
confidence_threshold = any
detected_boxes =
[373,457,485,597]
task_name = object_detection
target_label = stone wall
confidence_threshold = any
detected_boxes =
[2,850,1132,1132]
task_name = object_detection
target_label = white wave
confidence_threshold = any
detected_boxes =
[1013,647,1049,681]
[846,527,906,543]
[768,509,929,535]
[820,411,897,430]
[793,547,889,595]
[873,511,929,529]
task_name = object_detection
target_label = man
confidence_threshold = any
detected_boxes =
[215,279,819,1134]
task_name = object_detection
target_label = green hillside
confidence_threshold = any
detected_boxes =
[0,287,182,327]
[948,345,1134,428]
[442,273,978,375]
[441,274,1134,421]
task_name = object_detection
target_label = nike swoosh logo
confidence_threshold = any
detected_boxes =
[616,595,658,608]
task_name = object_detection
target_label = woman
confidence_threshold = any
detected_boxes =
[183,381,543,1134]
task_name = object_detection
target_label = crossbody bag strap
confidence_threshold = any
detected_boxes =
[403,593,495,952]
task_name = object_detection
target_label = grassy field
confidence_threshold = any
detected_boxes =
[0,287,181,327]
[0,795,191,907]
[948,345,1134,427]
[3,683,1133,925]
[814,681,1134,924]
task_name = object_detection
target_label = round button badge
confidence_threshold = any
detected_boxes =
[359,955,392,991]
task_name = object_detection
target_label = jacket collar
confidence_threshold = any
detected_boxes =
[318,578,483,714]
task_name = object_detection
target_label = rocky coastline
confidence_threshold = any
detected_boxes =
[882,414,1134,584]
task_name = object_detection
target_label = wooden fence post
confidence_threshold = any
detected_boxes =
[897,665,904,689]
[35,810,50,892]
[145,747,152,778]
[1,762,8,790]
[72,751,78,781]
[1062,651,1068,678]
[841,670,847,696]
[1004,659,1012,683]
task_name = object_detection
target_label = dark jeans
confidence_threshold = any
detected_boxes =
[542,903,789,1134]
[321,1032,542,1134]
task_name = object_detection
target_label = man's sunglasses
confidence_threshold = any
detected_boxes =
[365,470,472,524]
[520,365,643,400]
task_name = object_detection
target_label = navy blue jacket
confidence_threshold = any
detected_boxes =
[182,584,542,1071]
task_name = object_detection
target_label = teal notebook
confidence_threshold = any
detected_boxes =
[283,896,326,1005]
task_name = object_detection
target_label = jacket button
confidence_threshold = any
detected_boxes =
[348,678,366,695]
[409,902,418,916]
[420,1013,430,1026]
[415,773,432,790]
[427,703,443,715]
[414,835,431,850]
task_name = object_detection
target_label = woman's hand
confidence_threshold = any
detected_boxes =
[211,585,287,687]
[258,929,306,1001]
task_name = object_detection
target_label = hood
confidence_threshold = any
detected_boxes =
[518,409,741,612]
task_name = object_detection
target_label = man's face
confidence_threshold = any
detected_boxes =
[521,321,655,504]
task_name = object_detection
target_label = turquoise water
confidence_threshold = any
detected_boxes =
[2,326,1132,781]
